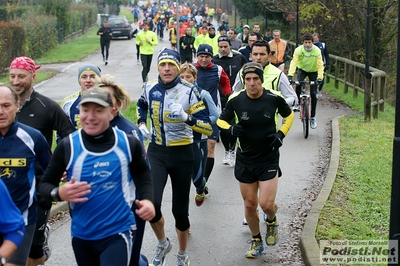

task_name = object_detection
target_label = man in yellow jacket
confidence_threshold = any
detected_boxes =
[136,21,159,82]
[288,32,324,129]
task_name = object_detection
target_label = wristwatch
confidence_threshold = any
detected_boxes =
[0,255,6,266]
[50,187,61,202]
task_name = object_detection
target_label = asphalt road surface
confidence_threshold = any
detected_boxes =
[36,26,353,265]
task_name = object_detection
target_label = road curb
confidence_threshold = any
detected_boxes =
[50,201,69,218]
[300,116,343,266]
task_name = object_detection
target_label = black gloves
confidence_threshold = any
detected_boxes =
[267,130,285,149]
[316,79,323,85]
[324,64,329,71]
[230,124,243,137]
[288,76,294,84]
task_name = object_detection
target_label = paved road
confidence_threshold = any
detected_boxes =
[36,30,352,265]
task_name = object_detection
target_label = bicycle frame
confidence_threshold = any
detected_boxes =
[294,80,315,139]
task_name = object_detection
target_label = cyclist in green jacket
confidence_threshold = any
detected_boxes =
[136,21,159,82]
[288,33,324,129]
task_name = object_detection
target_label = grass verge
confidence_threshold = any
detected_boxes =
[36,27,100,64]
[316,83,393,243]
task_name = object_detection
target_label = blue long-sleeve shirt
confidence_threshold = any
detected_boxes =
[0,179,26,247]
[0,121,52,225]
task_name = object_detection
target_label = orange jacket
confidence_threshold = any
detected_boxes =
[269,39,289,64]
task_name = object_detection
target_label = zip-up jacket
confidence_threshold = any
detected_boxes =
[137,76,213,147]
[212,50,247,87]
[195,62,232,109]
[1,121,52,225]
[136,30,158,55]
[288,45,324,79]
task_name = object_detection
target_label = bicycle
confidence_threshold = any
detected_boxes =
[292,80,315,139]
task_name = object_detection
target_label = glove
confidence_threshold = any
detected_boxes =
[324,64,329,72]
[288,76,294,84]
[139,123,150,140]
[170,103,188,121]
[230,124,244,137]
[316,79,323,85]
[266,130,285,149]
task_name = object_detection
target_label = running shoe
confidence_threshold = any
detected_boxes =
[293,103,300,112]
[150,238,172,266]
[43,223,51,261]
[265,215,279,246]
[229,150,236,167]
[176,253,190,266]
[105,60,108,66]
[310,117,317,129]
[222,151,230,164]
[194,192,205,207]
[242,218,248,226]
[245,238,264,258]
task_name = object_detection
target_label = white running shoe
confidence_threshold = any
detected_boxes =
[151,238,172,266]
[310,117,317,129]
[229,150,236,167]
[222,151,230,165]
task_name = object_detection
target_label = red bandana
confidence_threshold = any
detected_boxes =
[9,57,41,74]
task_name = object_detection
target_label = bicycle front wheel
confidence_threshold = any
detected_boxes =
[302,99,309,139]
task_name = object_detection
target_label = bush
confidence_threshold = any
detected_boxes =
[64,4,97,36]
[13,15,58,59]
[0,21,24,72]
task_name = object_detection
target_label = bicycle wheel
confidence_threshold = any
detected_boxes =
[302,98,309,138]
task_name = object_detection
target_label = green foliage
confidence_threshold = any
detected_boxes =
[35,27,100,64]
[0,21,24,72]
[315,82,394,242]
[0,4,33,21]
[64,4,97,35]
[41,0,71,36]
[231,0,266,19]
[13,15,58,59]
[317,114,392,241]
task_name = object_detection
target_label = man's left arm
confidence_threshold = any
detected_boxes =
[288,51,299,77]
[35,134,53,173]
[284,42,290,58]
[50,100,76,138]
[316,52,324,80]
[186,89,213,136]
[128,136,153,203]
[323,43,330,66]
[151,32,159,46]
[278,99,294,136]
[278,73,297,106]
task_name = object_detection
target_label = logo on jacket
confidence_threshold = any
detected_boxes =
[0,168,16,178]
[241,112,249,120]
[151,91,162,98]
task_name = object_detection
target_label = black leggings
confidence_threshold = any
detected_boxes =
[129,199,146,266]
[29,203,51,258]
[296,69,318,117]
[192,140,207,194]
[147,143,194,231]
[140,54,153,82]
[136,44,140,60]
[100,41,110,60]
